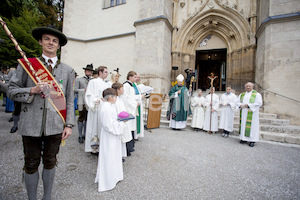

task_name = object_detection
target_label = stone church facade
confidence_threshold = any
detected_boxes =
[62,0,300,125]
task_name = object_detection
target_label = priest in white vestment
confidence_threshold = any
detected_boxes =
[203,88,219,133]
[237,82,262,147]
[85,66,110,153]
[219,86,237,137]
[95,88,125,192]
[191,89,205,131]
[135,73,154,138]
[123,71,138,155]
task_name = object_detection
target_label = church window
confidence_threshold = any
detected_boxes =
[104,0,126,8]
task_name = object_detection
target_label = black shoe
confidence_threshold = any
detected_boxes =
[10,127,18,133]
[82,136,85,140]
[249,142,255,147]
[240,140,246,144]
[78,137,83,143]
[127,152,131,156]
[122,158,125,162]
[8,117,13,122]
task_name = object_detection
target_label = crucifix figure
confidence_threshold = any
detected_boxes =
[208,72,218,134]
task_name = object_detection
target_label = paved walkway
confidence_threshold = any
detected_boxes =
[0,105,300,200]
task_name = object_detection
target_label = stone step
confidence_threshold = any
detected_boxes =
[144,113,289,127]
[159,119,298,134]
[232,123,300,134]
[155,109,278,119]
[156,120,300,145]
[260,131,300,145]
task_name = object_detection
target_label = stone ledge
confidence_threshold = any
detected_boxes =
[260,131,300,145]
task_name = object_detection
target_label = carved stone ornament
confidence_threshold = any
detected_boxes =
[180,1,186,7]
[208,0,215,9]
[184,55,190,63]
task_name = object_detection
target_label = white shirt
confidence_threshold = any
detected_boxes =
[42,54,58,69]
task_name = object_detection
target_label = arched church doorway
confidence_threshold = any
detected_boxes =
[195,48,227,91]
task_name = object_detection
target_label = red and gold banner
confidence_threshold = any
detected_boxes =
[18,57,66,124]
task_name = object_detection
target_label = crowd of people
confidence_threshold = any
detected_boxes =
[73,65,151,192]
[1,25,263,199]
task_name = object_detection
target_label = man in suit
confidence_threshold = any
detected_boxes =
[74,64,93,143]
[7,25,74,200]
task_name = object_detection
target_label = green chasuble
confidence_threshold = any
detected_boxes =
[167,85,191,121]
[239,90,257,137]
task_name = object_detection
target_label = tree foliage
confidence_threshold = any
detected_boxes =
[0,10,42,67]
[0,0,65,67]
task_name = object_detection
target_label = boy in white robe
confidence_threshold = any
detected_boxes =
[95,88,126,192]
[203,87,219,133]
[219,86,237,137]
[85,66,110,153]
[112,83,132,159]
[191,89,205,131]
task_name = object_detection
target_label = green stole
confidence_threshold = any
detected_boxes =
[133,83,141,134]
[239,90,257,137]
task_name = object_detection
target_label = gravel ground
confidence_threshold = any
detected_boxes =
[0,103,300,200]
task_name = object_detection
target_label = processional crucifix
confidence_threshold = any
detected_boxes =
[208,72,217,134]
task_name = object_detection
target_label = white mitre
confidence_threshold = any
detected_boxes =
[176,74,184,82]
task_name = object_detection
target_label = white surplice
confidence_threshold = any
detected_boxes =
[191,96,206,129]
[219,93,237,132]
[134,85,144,139]
[237,90,263,142]
[115,96,132,157]
[84,78,110,152]
[203,93,219,132]
[95,102,125,192]
[123,82,137,132]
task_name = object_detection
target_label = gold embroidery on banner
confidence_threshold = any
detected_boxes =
[35,69,45,76]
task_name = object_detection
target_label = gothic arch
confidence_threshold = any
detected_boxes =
[173,5,251,55]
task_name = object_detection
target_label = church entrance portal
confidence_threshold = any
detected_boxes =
[194,49,227,91]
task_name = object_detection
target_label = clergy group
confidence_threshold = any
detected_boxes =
[167,75,262,148]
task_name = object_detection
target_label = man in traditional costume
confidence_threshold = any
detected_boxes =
[8,26,74,200]
[219,86,237,137]
[167,74,192,130]
[237,82,262,147]
[203,87,219,133]
[74,64,93,143]
[123,71,138,155]
[191,89,205,131]
[85,66,110,153]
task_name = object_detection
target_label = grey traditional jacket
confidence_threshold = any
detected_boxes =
[74,76,89,111]
[7,57,75,137]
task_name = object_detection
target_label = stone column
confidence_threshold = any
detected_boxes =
[134,0,173,94]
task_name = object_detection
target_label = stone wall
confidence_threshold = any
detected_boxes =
[134,0,173,94]
[61,0,138,79]
[256,0,300,125]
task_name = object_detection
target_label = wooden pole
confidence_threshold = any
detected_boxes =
[0,17,41,83]
[208,73,217,134]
